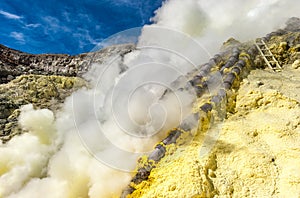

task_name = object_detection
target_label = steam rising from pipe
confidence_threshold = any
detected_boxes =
[1,0,300,197]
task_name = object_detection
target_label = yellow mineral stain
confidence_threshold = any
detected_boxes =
[129,65,300,197]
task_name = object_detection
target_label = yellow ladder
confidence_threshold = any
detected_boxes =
[255,39,282,71]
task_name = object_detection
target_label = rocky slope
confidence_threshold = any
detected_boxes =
[0,44,134,83]
[127,66,300,197]
[123,18,300,197]
[0,44,134,142]
[0,18,300,198]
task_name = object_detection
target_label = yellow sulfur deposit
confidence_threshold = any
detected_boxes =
[0,74,87,142]
[128,64,300,197]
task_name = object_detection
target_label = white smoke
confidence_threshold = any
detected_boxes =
[152,0,300,54]
[1,0,300,197]
[0,105,58,197]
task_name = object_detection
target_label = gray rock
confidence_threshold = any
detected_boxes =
[0,43,135,83]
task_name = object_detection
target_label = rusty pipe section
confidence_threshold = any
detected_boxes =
[121,42,259,197]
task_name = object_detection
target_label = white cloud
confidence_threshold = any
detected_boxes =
[62,11,71,22]
[0,10,22,20]
[25,23,41,28]
[43,16,70,33]
[78,13,92,22]
[10,32,25,44]
[73,29,101,49]
[109,0,136,7]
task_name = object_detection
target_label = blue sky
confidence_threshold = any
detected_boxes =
[0,0,163,55]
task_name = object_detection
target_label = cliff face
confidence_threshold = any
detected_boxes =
[0,75,87,142]
[0,44,134,84]
[0,44,134,142]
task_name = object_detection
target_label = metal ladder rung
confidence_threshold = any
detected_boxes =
[255,38,281,72]
[265,54,274,58]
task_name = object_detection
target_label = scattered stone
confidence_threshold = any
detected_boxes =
[7,75,14,81]
[292,59,300,69]
[279,42,287,50]
[256,81,264,87]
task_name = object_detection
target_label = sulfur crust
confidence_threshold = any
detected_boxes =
[129,64,300,197]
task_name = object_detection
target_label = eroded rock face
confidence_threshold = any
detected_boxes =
[0,43,135,142]
[0,75,87,142]
[0,44,135,84]
[267,33,300,65]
